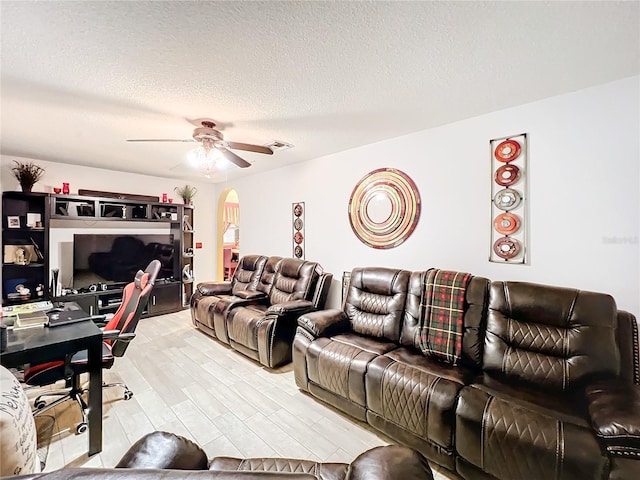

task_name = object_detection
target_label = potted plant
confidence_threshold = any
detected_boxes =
[174,184,198,205]
[11,160,45,192]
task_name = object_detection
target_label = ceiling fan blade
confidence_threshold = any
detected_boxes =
[219,147,251,168]
[126,139,195,142]
[226,141,274,155]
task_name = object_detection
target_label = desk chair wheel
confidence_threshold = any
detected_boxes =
[76,422,88,434]
[124,390,133,400]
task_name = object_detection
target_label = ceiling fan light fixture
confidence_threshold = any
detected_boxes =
[188,144,226,174]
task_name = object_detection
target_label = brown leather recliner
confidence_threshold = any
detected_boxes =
[192,255,333,368]
[191,254,267,337]
[455,281,639,480]
[9,431,435,480]
[293,267,640,480]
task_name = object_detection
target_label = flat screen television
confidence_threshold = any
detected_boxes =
[73,234,175,289]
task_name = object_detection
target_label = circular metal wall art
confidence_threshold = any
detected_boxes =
[493,237,521,259]
[293,217,303,231]
[494,139,521,162]
[293,231,304,244]
[493,188,522,211]
[294,245,303,258]
[494,164,521,187]
[293,203,303,217]
[348,168,421,249]
[493,213,521,235]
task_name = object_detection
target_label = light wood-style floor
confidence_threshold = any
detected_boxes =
[28,310,456,479]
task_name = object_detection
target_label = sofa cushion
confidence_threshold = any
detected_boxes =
[456,383,607,480]
[256,257,282,296]
[231,255,268,295]
[227,304,270,351]
[269,259,321,305]
[344,268,410,343]
[306,334,396,409]
[365,347,472,451]
[484,281,620,392]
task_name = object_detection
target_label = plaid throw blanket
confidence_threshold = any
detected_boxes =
[418,269,472,365]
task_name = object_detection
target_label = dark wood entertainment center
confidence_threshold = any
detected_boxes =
[1,191,193,317]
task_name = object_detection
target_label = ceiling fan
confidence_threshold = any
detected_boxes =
[127,119,274,169]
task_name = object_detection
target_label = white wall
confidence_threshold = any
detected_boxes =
[223,77,640,314]
[0,157,218,287]
[2,77,638,315]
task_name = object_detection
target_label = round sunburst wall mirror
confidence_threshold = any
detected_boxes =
[348,168,421,249]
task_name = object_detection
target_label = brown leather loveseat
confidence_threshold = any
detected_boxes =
[191,255,332,368]
[10,431,435,479]
[293,267,640,480]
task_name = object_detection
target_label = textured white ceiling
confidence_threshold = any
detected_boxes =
[1,1,638,183]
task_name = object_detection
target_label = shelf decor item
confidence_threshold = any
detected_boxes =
[489,133,527,263]
[174,185,197,205]
[292,202,305,259]
[348,168,421,249]
[7,216,20,228]
[11,160,45,192]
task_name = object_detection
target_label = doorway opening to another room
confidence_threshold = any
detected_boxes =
[216,188,239,281]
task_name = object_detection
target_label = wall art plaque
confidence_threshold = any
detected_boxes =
[490,133,527,263]
[292,202,305,259]
[348,168,420,249]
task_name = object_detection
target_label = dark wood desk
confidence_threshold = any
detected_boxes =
[1,317,104,455]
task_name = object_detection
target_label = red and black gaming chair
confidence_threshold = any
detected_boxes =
[24,260,160,433]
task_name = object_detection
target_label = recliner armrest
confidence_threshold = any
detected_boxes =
[346,445,434,480]
[586,379,640,456]
[298,309,350,337]
[116,431,209,470]
[197,282,231,296]
[267,300,314,316]
[235,290,267,300]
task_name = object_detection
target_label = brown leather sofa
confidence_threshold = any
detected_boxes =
[191,255,332,368]
[293,267,640,480]
[11,431,435,479]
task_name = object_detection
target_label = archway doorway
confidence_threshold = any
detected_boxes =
[216,188,239,281]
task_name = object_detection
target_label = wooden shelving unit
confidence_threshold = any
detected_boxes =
[181,205,195,307]
[2,191,192,315]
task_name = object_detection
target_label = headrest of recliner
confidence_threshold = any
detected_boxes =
[135,270,150,290]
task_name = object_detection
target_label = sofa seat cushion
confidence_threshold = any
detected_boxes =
[195,294,225,329]
[365,347,472,451]
[306,334,397,408]
[470,374,590,426]
[227,305,270,351]
[456,382,608,480]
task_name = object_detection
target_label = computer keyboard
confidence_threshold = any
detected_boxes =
[2,300,54,315]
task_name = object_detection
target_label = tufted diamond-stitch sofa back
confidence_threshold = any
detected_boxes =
[344,267,411,342]
[484,281,620,391]
[231,255,267,295]
[401,271,490,369]
[269,258,321,305]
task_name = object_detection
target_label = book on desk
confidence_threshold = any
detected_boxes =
[5,304,92,329]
